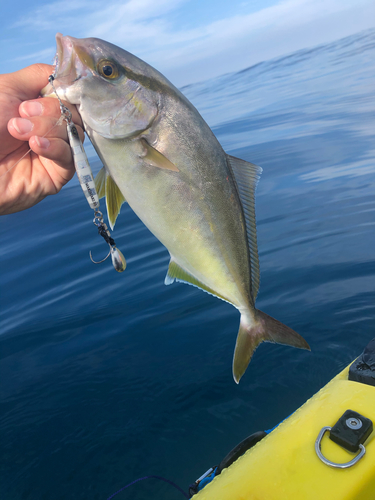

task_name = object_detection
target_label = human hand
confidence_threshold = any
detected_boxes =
[0,63,84,215]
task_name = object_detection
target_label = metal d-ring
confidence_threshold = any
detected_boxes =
[315,426,366,469]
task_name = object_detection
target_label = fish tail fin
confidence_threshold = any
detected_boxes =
[233,309,310,384]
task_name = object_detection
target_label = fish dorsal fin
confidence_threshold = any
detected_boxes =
[165,259,230,303]
[94,167,126,230]
[226,155,262,300]
[140,138,179,172]
[94,166,106,199]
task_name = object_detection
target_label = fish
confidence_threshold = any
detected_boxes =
[42,33,310,383]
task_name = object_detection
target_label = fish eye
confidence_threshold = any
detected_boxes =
[97,60,119,80]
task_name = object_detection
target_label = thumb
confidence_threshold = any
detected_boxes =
[10,64,55,101]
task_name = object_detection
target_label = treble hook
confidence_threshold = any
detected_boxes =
[90,211,126,272]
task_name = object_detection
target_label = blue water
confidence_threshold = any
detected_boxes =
[1,29,374,499]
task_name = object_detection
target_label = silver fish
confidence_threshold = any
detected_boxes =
[43,33,310,383]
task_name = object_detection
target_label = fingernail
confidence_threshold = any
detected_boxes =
[12,118,33,134]
[35,136,50,149]
[21,101,43,117]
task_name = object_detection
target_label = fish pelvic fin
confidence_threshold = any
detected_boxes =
[94,167,126,230]
[94,166,107,199]
[233,309,310,384]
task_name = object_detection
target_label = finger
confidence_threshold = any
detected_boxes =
[29,136,76,181]
[8,64,55,101]
[8,115,85,144]
[29,135,73,168]
[19,97,83,128]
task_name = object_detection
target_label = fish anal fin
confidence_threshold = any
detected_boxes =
[165,259,229,303]
[233,309,310,383]
[226,155,262,300]
[105,174,126,230]
[141,138,179,172]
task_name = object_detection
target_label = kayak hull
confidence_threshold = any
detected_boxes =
[194,364,375,500]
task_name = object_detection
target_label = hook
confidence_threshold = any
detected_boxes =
[89,249,111,264]
[48,74,72,123]
[89,245,126,272]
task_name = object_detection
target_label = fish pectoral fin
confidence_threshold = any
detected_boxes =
[94,166,107,199]
[226,155,262,300]
[233,309,310,384]
[140,138,179,172]
[165,259,229,302]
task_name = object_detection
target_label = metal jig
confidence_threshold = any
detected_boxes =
[90,211,126,272]
[48,75,126,272]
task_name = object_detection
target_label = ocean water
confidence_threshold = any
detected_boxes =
[1,29,374,500]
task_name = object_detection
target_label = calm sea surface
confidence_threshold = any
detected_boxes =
[1,29,375,500]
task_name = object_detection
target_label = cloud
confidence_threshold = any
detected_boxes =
[12,48,56,63]
[13,1,90,30]
[10,0,375,85]
[13,0,182,33]
[151,0,375,83]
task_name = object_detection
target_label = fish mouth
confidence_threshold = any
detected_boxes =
[41,33,95,99]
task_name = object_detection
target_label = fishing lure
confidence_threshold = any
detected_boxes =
[48,75,126,273]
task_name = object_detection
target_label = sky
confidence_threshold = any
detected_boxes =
[1,0,374,86]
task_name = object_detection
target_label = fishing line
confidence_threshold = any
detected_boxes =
[105,475,189,499]
[0,117,64,179]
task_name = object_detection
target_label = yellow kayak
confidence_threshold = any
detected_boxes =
[192,338,375,500]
